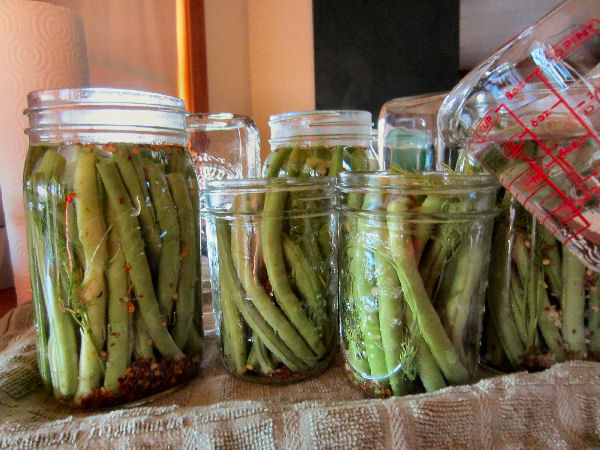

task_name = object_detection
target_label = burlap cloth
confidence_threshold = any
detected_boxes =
[1,302,599,449]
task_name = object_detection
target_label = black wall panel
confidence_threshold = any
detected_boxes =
[313,0,460,119]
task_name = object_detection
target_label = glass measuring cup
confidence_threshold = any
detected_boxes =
[438,0,600,271]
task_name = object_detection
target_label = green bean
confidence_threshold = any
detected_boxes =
[536,279,566,363]
[167,173,196,348]
[587,276,600,357]
[114,146,162,270]
[485,208,526,367]
[73,148,108,402]
[281,233,328,336]
[404,306,446,392]
[97,159,184,357]
[144,160,180,318]
[185,326,204,356]
[387,198,470,385]
[251,334,275,374]
[186,178,204,335]
[261,187,327,357]
[328,146,343,176]
[350,216,389,386]
[561,250,587,357]
[104,201,132,391]
[373,232,412,396]
[134,312,154,360]
[220,213,308,371]
[539,227,562,298]
[28,151,79,398]
[25,184,52,392]
[216,220,247,375]
[263,147,292,177]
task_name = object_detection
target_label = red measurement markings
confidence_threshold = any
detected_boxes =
[575,88,600,117]
[528,70,600,185]
[472,109,499,145]
[497,103,592,242]
[551,18,600,61]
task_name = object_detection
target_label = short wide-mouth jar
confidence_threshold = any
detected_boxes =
[23,88,202,408]
[202,177,337,383]
[336,171,498,397]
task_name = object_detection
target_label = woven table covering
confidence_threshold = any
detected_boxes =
[1,302,600,449]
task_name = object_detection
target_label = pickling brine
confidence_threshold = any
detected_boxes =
[24,88,202,408]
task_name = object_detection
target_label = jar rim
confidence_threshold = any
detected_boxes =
[186,112,257,131]
[269,110,371,125]
[24,88,188,146]
[269,134,373,146]
[203,175,335,194]
[337,170,499,193]
[24,87,186,114]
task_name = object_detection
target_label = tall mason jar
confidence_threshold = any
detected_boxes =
[266,110,379,176]
[203,177,337,383]
[337,171,498,397]
[23,88,202,408]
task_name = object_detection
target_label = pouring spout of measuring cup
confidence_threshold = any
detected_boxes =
[437,0,600,271]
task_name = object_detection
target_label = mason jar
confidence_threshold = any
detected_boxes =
[377,92,452,171]
[483,190,600,371]
[186,112,261,338]
[202,177,337,383]
[187,112,261,184]
[266,110,379,177]
[23,88,202,408]
[337,171,498,397]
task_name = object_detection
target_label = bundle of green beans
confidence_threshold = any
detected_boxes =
[206,144,374,381]
[484,190,600,370]
[339,171,497,396]
[24,143,202,407]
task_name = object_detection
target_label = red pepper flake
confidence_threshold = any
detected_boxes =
[119,197,125,204]
[128,302,136,313]
[180,249,189,259]
[124,263,132,272]
[132,147,141,155]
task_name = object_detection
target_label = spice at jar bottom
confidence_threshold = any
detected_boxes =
[24,142,203,408]
[337,171,498,397]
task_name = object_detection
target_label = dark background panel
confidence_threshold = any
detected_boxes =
[313,0,460,120]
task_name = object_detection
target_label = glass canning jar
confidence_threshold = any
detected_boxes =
[186,112,261,337]
[483,190,600,371]
[337,171,498,397]
[266,110,379,176]
[23,88,202,408]
[202,177,337,383]
[187,112,261,184]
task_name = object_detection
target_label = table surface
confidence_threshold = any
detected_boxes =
[1,301,600,448]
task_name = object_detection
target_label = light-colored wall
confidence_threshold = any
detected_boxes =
[459,0,562,70]
[205,0,315,158]
[46,0,178,96]
[205,0,252,117]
